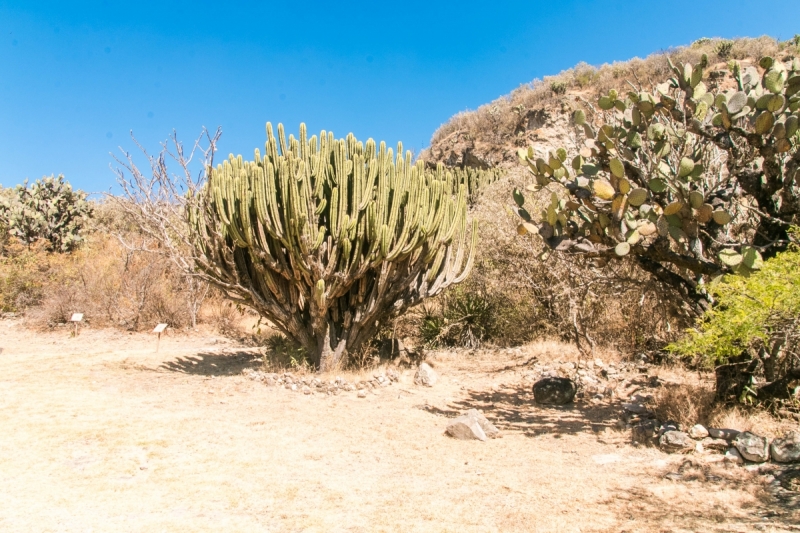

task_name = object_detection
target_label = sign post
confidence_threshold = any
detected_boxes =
[153,323,168,352]
[70,313,84,337]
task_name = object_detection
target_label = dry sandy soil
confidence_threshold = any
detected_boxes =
[0,318,797,532]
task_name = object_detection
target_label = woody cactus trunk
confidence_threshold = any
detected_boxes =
[190,123,477,370]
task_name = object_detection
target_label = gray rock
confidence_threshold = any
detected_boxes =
[701,437,730,452]
[770,431,800,463]
[462,409,500,439]
[659,431,694,453]
[414,363,438,387]
[688,424,709,439]
[708,428,740,441]
[631,420,658,445]
[446,413,488,441]
[622,402,649,415]
[357,389,367,398]
[733,432,769,463]
[302,385,311,395]
[724,447,744,464]
[532,377,577,405]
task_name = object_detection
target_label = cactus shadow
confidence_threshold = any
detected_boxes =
[445,385,625,437]
[160,350,263,376]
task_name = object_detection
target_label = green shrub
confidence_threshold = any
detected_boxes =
[669,234,800,373]
[417,288,494,348]
[0,175,92,252]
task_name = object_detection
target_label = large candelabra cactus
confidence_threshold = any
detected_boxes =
[191,123,477,370]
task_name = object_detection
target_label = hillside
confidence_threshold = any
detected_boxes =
[421,36,795,169]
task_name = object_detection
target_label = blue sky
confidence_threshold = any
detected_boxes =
[1,1,798,194]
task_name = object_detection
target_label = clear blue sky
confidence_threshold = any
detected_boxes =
[1,1,798,194]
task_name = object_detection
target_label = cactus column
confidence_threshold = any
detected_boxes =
[190,123,477,370]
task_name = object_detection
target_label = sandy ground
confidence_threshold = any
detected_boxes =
[0,319,797,533]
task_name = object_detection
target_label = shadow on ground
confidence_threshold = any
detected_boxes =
[160,350,263,376]
[423,384,624,438]
[607,460,800,532]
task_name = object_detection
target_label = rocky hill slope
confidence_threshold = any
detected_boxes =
[421,36,795,170]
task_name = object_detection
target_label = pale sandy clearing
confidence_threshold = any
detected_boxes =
[0,320,796,532]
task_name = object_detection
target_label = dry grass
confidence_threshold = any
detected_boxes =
[1,321,797,532]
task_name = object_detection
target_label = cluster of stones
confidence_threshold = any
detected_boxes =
[624,401,800,465]
[521,355,655,406]
[243,368,400,397]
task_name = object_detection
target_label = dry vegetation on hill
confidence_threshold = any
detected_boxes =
[423,36,794,168]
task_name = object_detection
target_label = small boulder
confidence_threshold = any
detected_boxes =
[414,363,438,387]
[688,424,709,439]
[733,432,769,463]
[701,437,729,452]
[357,390,367,398]
[533,377,577,405]
[659,431,694,453]
[622,402,649,415]
[446,414,487,441]
[725,447,744,464]
[631,419,658,445]
[770,431,800,463]
[464,409,500,439]
[708,428,740,441]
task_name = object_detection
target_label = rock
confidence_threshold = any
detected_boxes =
[386,368,399,382]
[732,432,769,463]
[622,402,649,415]
[724,447,744,464]
[445,412,489,441]
[414,363,438,387]
[463,409,500,438]
[688,424,709,439]
[302,385,311,395]
[357,390,367,398]
[708,428,740,441]
[659,431,694,453]
[701,437,730,452]
[657,421,680,437]
[770,431,800,463]
[631,420,658,445]
[532,377,577,405]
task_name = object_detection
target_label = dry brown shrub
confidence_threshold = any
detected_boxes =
[653,381,716,429]
[420,167,691,353]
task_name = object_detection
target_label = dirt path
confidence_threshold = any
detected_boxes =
[0,320,795,532]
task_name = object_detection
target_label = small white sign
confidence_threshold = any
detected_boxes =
[70,313,84,322]
[153,323,168,333]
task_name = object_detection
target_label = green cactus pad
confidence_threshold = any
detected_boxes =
[614,242,631,256]
[719,249,743,267]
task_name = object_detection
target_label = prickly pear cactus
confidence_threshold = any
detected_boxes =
[514,55,800,306]
[191,123,477,370]
[0,175,92,252]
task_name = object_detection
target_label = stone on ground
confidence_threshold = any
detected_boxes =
[724,447,744,464]
[532,377,577,405]
[446,413,487,441]
[732,432,769,463]
[414,363,438,387]
[659,431,694,453]
[708,428,740,441]
[463,409,500,439]
[770,431,800,463]
[701,437,729,452]
[688,424,709,439]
